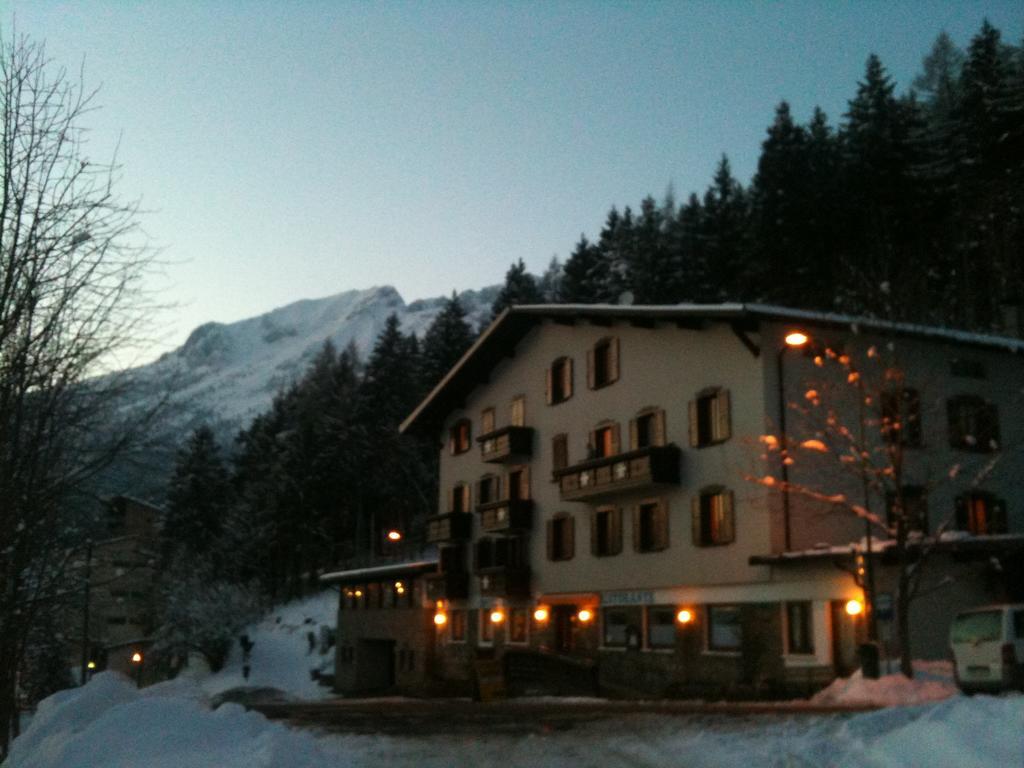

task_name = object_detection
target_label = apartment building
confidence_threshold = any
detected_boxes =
[342,304,1024,698]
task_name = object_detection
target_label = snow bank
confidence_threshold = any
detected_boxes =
[198,590,337,701]
[811,661,957,707]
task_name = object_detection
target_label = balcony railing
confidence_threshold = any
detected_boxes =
[478,426,534,463]
[476,498,533,533]
[477,566,531,598]
[424,571,470,601]
[553,444,681,502]
[425,512,473,544]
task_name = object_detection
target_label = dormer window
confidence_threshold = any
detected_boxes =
[547,357,573,405]
[588,337,620,389]
[449,419,471,455]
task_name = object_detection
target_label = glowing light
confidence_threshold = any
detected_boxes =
[759,435,778,448]
[354,590,363,598]
[847,372,860,384]
[490,610,505,624]
[533,606,549,623]
[433,612,448,626]
[130,652,143,664]
[86,661,97,670]
[845,599,864,617]
[386,529,402,542]
[800,439,828,452]
[676,609,694,624]
[804,389,819,400]
[577,609,593,623]
[761,475,777,486]
[784,332,809,347]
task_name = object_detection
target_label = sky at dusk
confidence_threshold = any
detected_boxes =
[6,1,1023,362]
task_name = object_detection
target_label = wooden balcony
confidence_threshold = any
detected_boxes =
[425,512,473,544]
[553,444,681,502]
[424,571,470,601]
[478,426,535,463]
[477,566,531,598]
[476,499,533,533]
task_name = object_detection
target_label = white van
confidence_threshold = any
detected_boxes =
[950,604,1024,694]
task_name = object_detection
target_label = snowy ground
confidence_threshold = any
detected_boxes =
[6,593,1022,767]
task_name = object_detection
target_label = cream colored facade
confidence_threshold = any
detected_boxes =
[404,305,1024,695]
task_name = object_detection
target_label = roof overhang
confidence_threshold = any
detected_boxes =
[400,302,1024,437]
[750,535,1024,567]
[319,560,438,585]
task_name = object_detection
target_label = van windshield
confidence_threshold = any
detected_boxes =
[951,610,1002,643]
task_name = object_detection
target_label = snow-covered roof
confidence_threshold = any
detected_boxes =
[319,559,438,584]
[750,534,1024,566]
[401,303,1024,435]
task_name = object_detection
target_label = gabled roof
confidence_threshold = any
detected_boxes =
[319,559,438,585]
[400,303,1024,436]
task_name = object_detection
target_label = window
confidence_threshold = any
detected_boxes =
[439,544,466,574]
[449,419,472,455]
[881,387,922,447]
[947,396,1000,452]
[631,408,666,449]
[591,421,620,458]
[479,610,495,644]
[510,395,526,427]
[474,536,527,570]
[481,407,496,435]
[552,433,569,472]
[689,388,731,447]
[450,609,467,643]
[955,492,1008,535]
[477,475,500,506]
[547,514,575,561]
[509,608,529,643]
[634,499,668,553]
[691,488,735,546]
[602,607,638,648]
[547,357,573,405]
[450,483,470,514]
[707,605,742,652]
[646,607,677,649]
[591,507,622,557]
[885,486,928,534]
[786,602,814,655]
[588,337,620,389]
[507,465,530,501]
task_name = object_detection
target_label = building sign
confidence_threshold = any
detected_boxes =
[602,590,655,606]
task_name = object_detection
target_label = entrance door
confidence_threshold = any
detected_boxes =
[356,639,395,691]
[830,601,858,677]
[553,605,576,654]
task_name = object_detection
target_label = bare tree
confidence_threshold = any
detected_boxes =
[0,32,158,756]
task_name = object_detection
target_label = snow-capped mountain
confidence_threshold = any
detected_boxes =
[108,284,497,500]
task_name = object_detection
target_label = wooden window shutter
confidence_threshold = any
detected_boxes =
[590,510,598,556]
[688,400,699,447]
[609,337,620,383]
[564,357,574,399]
[546,519,556,560]
[589,428,596,457]
[716,390,732,441]
[552,434,568,471]
[720,491,735,543]
[611,423,621,456]
[566,516,575,559]
[518,465,530,500]
[691,496,702,545]
[655,500,669,550]
[628,419,638,450]
[587,347,596,390]
[655,409,666,447]
[954,495,968,530]
[462,484,471,513]
[632,506,641,552]
[545,366,554,405]
[611,507,623,555]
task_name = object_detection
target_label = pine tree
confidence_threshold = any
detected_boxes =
[701,155,751,302]
[537,257,564,302]
[913,31,965,119]
[421,293,475,391]
[489,259,543,321]
[163,426,231,560]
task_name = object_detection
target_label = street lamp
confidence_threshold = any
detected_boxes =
[777,331,808,551]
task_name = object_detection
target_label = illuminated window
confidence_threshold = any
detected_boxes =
[588,337,619,389]
[591,421,620,458]
[509,608,529,643]
[955,492,1007,535]
[691,488,735,546]
[547,357,573,405]
[450,609,466,643]
[450,483,471,514]
[646,607,677,649]
[786,602,814,654]
[602,608,636,647]
[449,419,472,455]
[479,609,494,644]
[689,388,731,447]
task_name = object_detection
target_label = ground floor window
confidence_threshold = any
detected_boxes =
[450,609,466,643]
[707,605,742,652]
[479,609,495,644]
[602,606,641,648]
[785,601,814,655]
[509,607,529,643]
[646,606,677,649]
